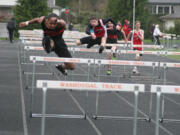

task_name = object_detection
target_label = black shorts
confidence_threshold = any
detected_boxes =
[133,48,143,56]
[53,38,72,58]
[106,39,117,49]
[80,36,102,48]
[106,46,112,49]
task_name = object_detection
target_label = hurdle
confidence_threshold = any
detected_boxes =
[36,80,145,135]
[151,85,180,135]
[157,62,180,123]
[29,56,94,118]
[92,59,158,121]
[94,59,158,80]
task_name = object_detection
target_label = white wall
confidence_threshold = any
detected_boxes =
[0,23,8,38]
[0,0,16,6]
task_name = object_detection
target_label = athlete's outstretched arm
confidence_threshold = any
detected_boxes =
[19,16,44,27]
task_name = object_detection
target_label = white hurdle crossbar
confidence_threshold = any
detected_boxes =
[37,80,145,135]
[151,85,180,135]
[29,56,94,119]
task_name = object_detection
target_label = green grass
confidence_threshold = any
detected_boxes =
[166,55,180,60]
[0,37,19,40]
[143,48,180,60]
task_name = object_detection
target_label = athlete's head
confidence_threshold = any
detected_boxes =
[107,21,114,29]
[135,21,141,29]
[45,13,59,29]
[90,16,98,27]
[124,19,129,25]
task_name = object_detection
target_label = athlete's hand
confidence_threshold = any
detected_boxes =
[125,38,128,44]
[91,33,96,40]
[19,22,27,27]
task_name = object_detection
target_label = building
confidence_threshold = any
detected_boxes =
[148,0,180,30]
[0,0,62,22]
[48,0,62,16]
[0,0,16,22]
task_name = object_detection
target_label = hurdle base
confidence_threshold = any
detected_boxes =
[159,118,180,123]
[92,115,149,121]
[21,62,45,66]
[32,113,86,119]
[24,72,54,75]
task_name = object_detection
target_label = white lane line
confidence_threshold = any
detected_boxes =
[68,91,102,135]
[115,93,174,135]
[17,44,28,135]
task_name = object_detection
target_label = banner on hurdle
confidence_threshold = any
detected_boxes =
[25,46,44,51]
[151,85,180,94]
[106,44,164,49]
[160,62,180,68]
[37,80,145,92]
[30,56,94,64]
[95,59,158,67]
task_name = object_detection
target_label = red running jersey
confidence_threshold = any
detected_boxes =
[133,30,143,51]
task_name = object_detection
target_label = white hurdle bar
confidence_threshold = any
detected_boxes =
[29,56,94,118]
[24,46,180,56]
[151,85,180,135]
[37,80,145,135]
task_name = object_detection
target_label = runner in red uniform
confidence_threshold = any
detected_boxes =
[121,19,131,41]
[76,16,116,53]
[127,21,144,74]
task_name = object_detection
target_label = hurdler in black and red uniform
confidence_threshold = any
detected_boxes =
[106,21,121,75]
[76,16,116,53]
[19,13,75,75]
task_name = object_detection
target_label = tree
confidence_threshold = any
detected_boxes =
[106,0,151,38]
[13,0,50,30]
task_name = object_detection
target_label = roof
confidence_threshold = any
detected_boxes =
[0,0,16,6]
[148,0,180,4]
[160,14,180,20]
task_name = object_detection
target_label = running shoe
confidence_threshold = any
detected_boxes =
[132,67,139,74]
[99,46,104,53]
[55,64,67,75]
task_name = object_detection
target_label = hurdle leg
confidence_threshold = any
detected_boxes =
[148,63,156,122]
[160,64,167,122]
[84,62,91,118]
[155,88,161,135]
[30,59,36,117]
[41,85,47,135]
[93,62,101,119]
[133,86,139,135]
[157,61,161,79]
[94,91,99,119]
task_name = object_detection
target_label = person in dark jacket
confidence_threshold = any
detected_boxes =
[7,18,16,43]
